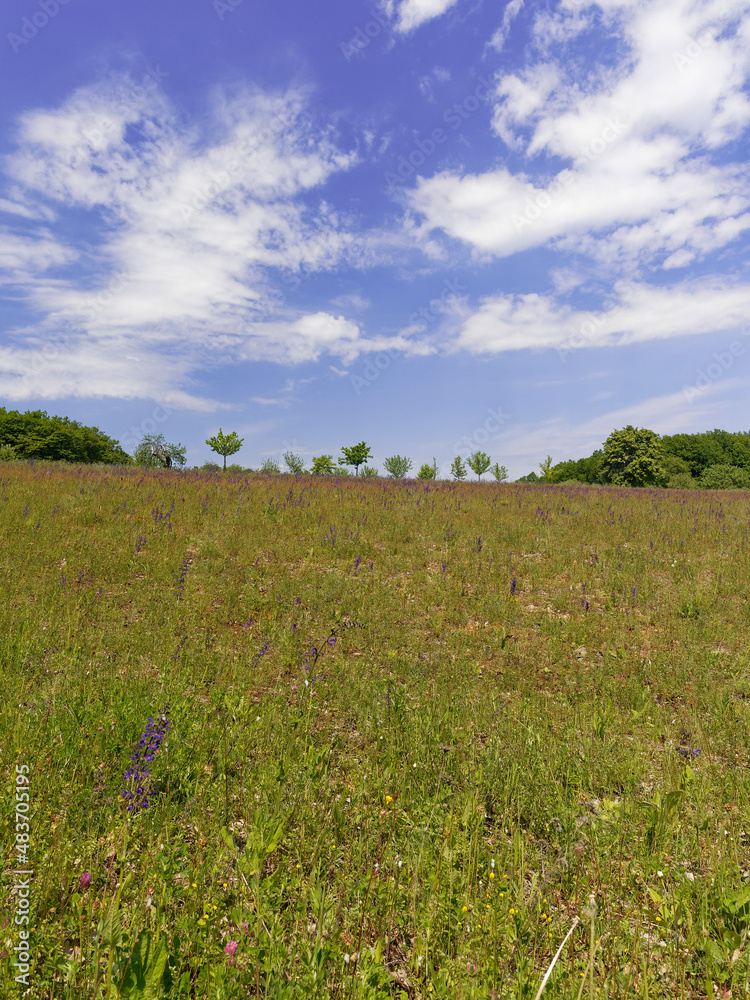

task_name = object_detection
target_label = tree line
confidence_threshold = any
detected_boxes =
[2,408,749,490]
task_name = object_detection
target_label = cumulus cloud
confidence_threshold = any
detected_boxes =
[407,0,750,270]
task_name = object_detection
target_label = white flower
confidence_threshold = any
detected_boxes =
[344,953,350,964]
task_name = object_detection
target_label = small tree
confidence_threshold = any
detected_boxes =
[0,443,17,461]
[361,465,378,477]
[310,454,338,476]
[539,455,553,480]
[417,457,438,480]
[383,455,413,478]
[206,428,244,471]
[283,451,306,474]
[339,441,372,476]
[133,433,187,468]
[601,426,667,487]
[467,450,491,481]
[450,456,467,481]
[259,457,281,474]
[490,462,509,482]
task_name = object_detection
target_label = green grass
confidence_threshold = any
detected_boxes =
[2,461,750,998]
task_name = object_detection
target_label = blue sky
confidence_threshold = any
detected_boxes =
[1,0,749,477]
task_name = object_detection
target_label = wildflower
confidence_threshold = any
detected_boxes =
[80,872,91,890]
[225,941,238,956]
[121,709,169,812]
[385,795,393,805]
[510,577,517,596]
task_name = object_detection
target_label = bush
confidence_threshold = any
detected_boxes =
[668,472,697,489]
[0,443,17,461]
[361,466,378,477]
[259,458,281,474]
[699,464,750,490]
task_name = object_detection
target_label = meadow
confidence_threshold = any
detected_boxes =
[2,461,750,999]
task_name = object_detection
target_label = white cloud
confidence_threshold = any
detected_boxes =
[454,276,750,354]
[392,0,459,35]
[0,78,397,407]
[406,0,750,270]
[489,0,524,54]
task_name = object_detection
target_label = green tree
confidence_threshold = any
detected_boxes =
[339,441,372,476]
[699,464,750,490]
[450,456,467,481]
[259,457,281,474]
[361,465,378,477]
[601,426,668,487]
[517,471,539,483]
[310,454,338,475]
[466,450,491,481]
[383,455,413,478]
[539,455,553,480]
[0,443,17,461]
[283,452,306,474]
[0,407,131,464]
[206,428,244,470]
[416,458,438,480]
[133,433,187,468]
[490,462,509,482]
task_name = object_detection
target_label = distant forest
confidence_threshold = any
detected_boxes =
[520,428,750,490]
[1,408,749,489]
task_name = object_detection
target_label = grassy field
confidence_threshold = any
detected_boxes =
[2,461,750,999]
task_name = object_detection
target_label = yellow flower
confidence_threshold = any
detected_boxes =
[385,795,393,805]
[192,883,197,888]
[462,905,468,913]
[489,872,495,880]
[296,863,301,869]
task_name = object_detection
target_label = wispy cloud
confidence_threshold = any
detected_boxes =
[0,78,410,407]
[489,0,524,54]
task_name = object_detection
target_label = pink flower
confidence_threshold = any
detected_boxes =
[225,940,238,957]
[241,921,249,933]
[80,872,92,890]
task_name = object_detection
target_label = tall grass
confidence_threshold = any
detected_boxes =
[1,461,750,998]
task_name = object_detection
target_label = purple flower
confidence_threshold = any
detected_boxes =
[80,871,92,890]
[121,709,169,812]
[225,940,238,956]
[510,577,517,596]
